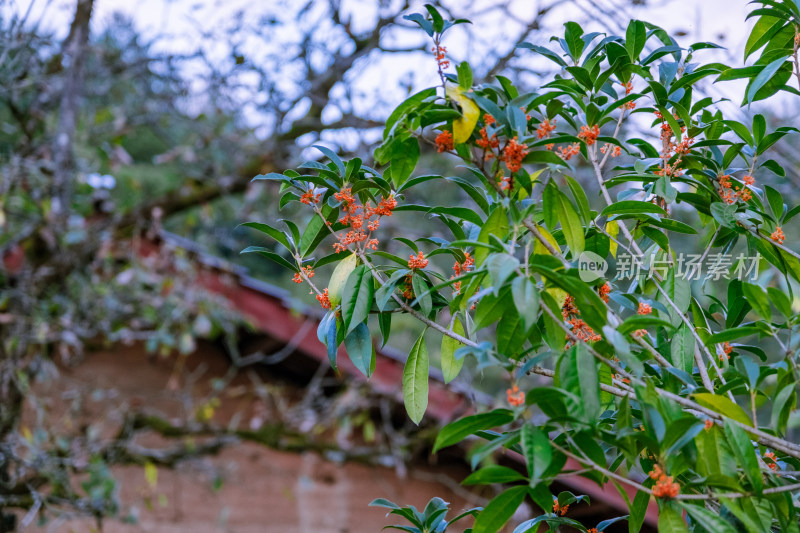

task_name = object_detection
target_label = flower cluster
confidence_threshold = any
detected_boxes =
[432,45,449,69]
[772,226,786,244]
[316,288,331,309]
[563,295,601,346]
[501,137,529,172]
[331,187,396,253]
[704,419,714,431]
[435,130,454,152]
[764,451,779,470]
[654,111,694,178]
[577,124,600,146]
[719,341,733,361]
[300,188,321,205]
[637,302,652,315]
[536,118,556,139]
[556,143,581,161]
[621,81,636,109]
[600,143,621,157]
[718,174,754,204]
[292,266,315,284]
[650,465,680,499]
[451,252,475,293]
[408,251,429,269]
[552,499,569,516]
[506,385,525,406]
[633,329,648,338]
[599,283,611,303]
[553,498,569,516]
[476,123,500,158]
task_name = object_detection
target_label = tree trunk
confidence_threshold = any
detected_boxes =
[50,0,94,224]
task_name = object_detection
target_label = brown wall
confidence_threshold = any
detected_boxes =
[21,344,481,533]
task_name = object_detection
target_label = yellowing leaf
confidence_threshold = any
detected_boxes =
[445,83,479,144]
[144,461,158,488]
[328,253,358,306]
[605,220,619,257]
[532,224,560,256]
[546,287,568,309]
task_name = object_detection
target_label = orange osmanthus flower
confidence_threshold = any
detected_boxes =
[557,143,581,161]
[435,130,454,152]
[637,302,652,315]
[506,385,525,406]
[537,118,556,139]
[578,124,600,145]
[764,451,779,470]
[292,266,315,284]
[501,137,528,172]
[772,226,786,244]
[317,288,331,309]
[552,499,569,516]
[300,188,321,205]
[650,465,680,499]
[408,251,429,270]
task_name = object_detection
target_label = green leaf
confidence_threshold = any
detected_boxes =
[711,202,738,229]
[771,384,795,436]
[745,56,788,104]
[240,222,293,251]
[300,206,338,256]
[670,323,695,374]
[512,277,540,332]
[411,274,432,316]
[563,21,585,61]
[724,419,763,493]
[617,315,673,335]
[240,246,296,272]
[693,393,752,427]
[556,191,585,256]
[705,327,760,346]
[767,286,792,317]
[441,317,466,383]
[543,181,559,231]
[487,253,520,295]
[342,265,375,334]
[695,425,737,478]
[681,503,738,533]
[424,4,444,33]
[745,16,784,59]
[472,486,528,533]
[313,144,346,176]
[601,200,667,217]
[742,282,771,320]
[475,207,509,266]
[558,343,600,422]
[388,137,420,188]
[625,20,647,62]
[344,322,374,378]
[456,61,473,90]
[521,424,551,481]
[564,175,591,224]
[403,331,429,424]
[433,410,515,453]
[765,185,785,219]
[657,504,688,532]
[627,489,651,533]
[462,465,526,486]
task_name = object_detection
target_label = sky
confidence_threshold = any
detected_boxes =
[8,0,776,147]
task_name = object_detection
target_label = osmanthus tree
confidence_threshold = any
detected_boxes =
[248,2,800,532]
